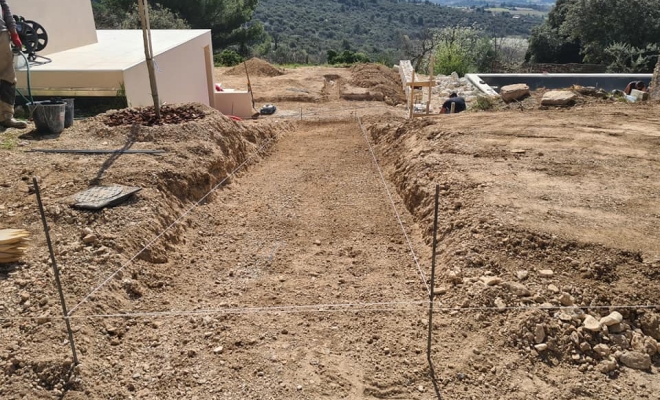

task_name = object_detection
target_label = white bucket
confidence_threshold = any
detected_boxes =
[13,53,27,70]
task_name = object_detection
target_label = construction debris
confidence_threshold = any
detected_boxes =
[0,229,30,264]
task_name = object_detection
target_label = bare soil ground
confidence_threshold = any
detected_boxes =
[1,63,659,399]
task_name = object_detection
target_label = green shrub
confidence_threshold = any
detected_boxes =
[214,49,245,67]
[327,49,371,65]
[472,96,495,111]
[435,45,470,76]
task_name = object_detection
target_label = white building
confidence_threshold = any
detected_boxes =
[12,0,216,108]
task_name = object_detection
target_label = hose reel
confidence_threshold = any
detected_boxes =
[12,16,48,61]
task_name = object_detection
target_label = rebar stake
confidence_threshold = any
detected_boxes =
[427,184,441,398]
[33,177,79,365]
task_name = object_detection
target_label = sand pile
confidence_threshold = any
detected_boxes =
[349,63,406,106]
[226,58,285,77]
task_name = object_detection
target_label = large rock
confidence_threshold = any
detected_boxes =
[500,84,530,102]
[619,351,652,370]
[640,313,660,340]
[541,91,577,106]
[650,57,660,100]
[583,315,602,332]
[600,311,623,327]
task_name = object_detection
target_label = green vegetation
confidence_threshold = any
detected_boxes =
[0,131,18,150]
[327,50,371,65]
[471,95,495,111]
[433,27,496,76]
[214,49,245,67]
[92,1,190,29]
[92,0,264,52]
[527,0,660,71]
[91,0,545,70]
[485,7,547,16]
[251,0,543,65]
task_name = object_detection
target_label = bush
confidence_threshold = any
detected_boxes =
[435,45,470,76]
[327,49,371,65]
[433,27,497,76]
[472,96,495,111]
[214,50,245,67]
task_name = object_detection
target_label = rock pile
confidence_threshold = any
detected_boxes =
[431,72,480,104]
[516,308,659,374]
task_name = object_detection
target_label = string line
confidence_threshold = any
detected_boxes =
[357,117,431,295]
[67,135,279,316]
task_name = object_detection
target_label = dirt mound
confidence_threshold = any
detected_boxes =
[349,63,406,106]
[364,105,660,398]
[104,104,206,127]
[0,107,293,398]
[225,58,284,77]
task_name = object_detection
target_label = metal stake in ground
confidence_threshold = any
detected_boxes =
[427,184,442,398]
[33,177,79,365]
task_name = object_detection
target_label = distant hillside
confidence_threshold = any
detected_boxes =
[252,0,544,64]
[429,0,554,5]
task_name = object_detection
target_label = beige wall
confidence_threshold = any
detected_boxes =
[213,91,254,119]
[11,0,98,55]
[15,70,124,97]
[123,31,214,107]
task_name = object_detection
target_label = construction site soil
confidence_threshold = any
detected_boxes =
[1,63,659,400]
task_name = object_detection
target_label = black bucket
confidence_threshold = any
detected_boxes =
[28,100,66,134]
[63,98,74,128]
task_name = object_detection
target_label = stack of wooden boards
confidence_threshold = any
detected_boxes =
[0,229,30,264]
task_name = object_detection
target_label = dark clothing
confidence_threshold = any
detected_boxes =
[624,81,644,95]
[442,97,466,113]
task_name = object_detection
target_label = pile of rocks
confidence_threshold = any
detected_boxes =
[517,307,659,374]
[431,72,480,103]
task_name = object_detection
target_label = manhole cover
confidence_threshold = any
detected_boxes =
[72,185,141,210]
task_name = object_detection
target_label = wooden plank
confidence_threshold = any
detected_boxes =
[405,81,434,87]
[409,72,416,119]
[426,54,434,115]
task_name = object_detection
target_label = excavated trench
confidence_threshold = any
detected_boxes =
[363,114,660,399]
[3,101,660,399]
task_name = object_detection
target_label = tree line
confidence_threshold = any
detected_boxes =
[92,0,660,73]
[91,0,541,66]
[526,0,660,72]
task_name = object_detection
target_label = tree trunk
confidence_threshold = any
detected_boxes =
[137,0,161,119]
[650,56,660,100]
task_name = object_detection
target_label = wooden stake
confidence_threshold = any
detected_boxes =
[409,71,415,119]
[34,178,79,366]
[426,55,434,115]
[137,0,161,119]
